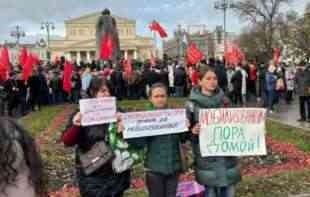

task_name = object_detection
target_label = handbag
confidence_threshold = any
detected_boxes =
[276,78,285,91]
[79,141,114,175]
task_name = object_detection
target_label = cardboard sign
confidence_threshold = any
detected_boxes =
[199,108,267,157]
[79,97,116,126]
[122,109,188,139]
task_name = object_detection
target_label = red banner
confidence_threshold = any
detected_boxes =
[63,61,73,94]
[224,42,245,65]
[19,47,28,67]
[149,21,168,38]
[0,47,11,80]
[186,43,204,65]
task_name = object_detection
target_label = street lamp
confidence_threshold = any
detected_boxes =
[214,0,236,59]
[41,22,55,61]
[10,25,26,47]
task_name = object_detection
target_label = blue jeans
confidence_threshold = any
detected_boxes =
[266,90,276,110]
[205,186,235,197]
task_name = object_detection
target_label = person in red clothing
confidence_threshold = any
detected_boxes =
[189,66,199,87]
[62,77,130,197]
[248,62,258,101]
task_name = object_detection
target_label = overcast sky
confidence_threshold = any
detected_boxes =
[0,0,307,44]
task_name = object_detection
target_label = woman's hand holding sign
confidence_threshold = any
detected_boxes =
[73,112,82,127]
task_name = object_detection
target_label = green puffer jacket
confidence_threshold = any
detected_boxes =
[186,87,241,187]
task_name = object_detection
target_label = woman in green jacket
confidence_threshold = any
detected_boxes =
[186,66,241,197]
[120,83,187,197]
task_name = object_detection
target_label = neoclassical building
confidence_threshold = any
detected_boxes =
[50,12,155,62]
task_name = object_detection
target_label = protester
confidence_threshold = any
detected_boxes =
[284,66,295,104]
[174,64,187,97]
[231,65,243,106]
[186,66,241,197]
[0,117,45,197]
[62,77,130,197]
[123,83,187,197]
[265,64,278,113]
[295,62,310,122]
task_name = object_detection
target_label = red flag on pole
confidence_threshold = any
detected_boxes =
[19,47,28,67]
[0,47,11,80]
[224,42,245,65]
[186,42,204,65]
[100,33,114,60]
[22,53,34,81]
[32,53,41,65]
[273,48,281,65]
[63,61,73,94]
[149,21,168,38]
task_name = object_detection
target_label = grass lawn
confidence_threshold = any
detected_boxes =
[20,105,68,136]
[19,99,310,197]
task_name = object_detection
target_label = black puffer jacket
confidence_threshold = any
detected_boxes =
[64,112,130,197]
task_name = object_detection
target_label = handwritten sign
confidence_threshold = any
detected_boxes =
[122,109,188,139]
[199,108,267,157]
[79,97,116,126]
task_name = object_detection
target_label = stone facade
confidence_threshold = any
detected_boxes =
[50,12,155,63]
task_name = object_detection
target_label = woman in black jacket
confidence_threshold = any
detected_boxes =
[62,77,130,197]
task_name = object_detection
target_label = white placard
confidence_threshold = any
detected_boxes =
[122,109,188,139]
[79,97,116,126]
[199,108,267,157]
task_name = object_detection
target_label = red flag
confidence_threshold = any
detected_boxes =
[100,33,114,60]
[32,53,41,65]
[273,48,281,65]
[19,47,28,67]
[186,42,204,65]
[224,42,245,65]
[63,61,73,94]
[149,21,168,38]
[123,58,133,78]
[22,53,34,81]
[0,47,11,80]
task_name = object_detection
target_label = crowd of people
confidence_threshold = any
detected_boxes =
[0,56,309,121]
[0,55,310,197]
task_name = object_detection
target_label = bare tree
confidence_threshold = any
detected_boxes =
[234,0,291,59]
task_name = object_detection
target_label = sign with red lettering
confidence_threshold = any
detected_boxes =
[199,108,267,157]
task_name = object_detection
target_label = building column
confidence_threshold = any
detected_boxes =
[65,52,71,61]
[124,50,128,59]
[87,51,91,63]
[133,50,138,59]
[77,51,81,64]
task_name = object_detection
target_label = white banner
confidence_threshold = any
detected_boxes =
[199,108,267,157]
[122,109,188,139]
[79,97,116,126]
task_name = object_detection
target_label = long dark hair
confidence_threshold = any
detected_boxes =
[0,117,45,196]
[87,77,114,98]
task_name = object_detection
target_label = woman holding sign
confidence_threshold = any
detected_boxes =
[62,77,130,197]
[119,83,188,197]
[186,67,241,197]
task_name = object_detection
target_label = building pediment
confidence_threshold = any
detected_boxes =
[65,12,135,24]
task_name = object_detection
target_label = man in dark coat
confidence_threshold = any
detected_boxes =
[174,65,187,97]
